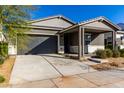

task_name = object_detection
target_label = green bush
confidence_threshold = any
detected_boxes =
[0,75,5,83]
[105,49,113,58]
[119,49,124,57]
[95,49,107,59]
[113,50,120,58]
[0,42,8,58]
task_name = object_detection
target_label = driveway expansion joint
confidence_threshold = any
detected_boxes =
[42,56,64,77]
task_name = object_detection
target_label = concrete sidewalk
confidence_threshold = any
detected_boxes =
[10,70,124,88]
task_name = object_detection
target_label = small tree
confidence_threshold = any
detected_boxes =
[0,6,37,52]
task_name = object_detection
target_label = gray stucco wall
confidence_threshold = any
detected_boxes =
[89,33,104,45]
[84,21,114,31]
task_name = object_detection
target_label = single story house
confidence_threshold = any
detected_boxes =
[1,15,124,59]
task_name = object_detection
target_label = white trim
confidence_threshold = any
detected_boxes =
[24,32,58,36]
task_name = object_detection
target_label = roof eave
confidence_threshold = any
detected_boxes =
[79,16,121,31]
[29,15,76,25]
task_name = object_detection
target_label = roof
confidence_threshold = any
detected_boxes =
[61,16,121,33]
[79,16,121,30]
[29,15,76,25]
[117,23,124,30]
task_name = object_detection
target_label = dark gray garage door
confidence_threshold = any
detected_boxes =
[17,34,57,55]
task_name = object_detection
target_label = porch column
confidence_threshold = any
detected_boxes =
[78,26,82,60]
[82,27,85,57]
[112,31,116,50]
[57,34,60,54]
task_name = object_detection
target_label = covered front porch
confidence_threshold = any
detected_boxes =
[57,17,120,60]
[59,26,115,59]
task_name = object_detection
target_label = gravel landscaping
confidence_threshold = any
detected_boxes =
[91,57,124,71]
[0,56,15,87]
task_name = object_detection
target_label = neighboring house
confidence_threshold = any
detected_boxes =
[8,15,123,59]
[104,31,124,50]
[116,31,124,49]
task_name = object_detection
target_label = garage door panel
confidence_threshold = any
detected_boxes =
[17,35,57,55]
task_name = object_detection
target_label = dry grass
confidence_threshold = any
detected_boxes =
[91,57,124,71]
[91,63,112,71]
[0,56,15,87]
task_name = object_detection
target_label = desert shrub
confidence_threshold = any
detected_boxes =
[105,44,113,50]
[105,49,113,58]
[119,49,124,57]
[95,49,107,59]
[113,50,120,58]
[0,75,5,83]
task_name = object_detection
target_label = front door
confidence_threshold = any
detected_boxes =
[84,33,91,54]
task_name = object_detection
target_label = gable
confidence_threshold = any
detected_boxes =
[31,17,73,28]
[83,21,115,31]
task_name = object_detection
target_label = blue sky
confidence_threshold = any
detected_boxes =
[31,5,124,24]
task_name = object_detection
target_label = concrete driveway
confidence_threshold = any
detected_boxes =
[10,54,93,85]
[10,55,61,85]
[42,54,96,76]
[9,55,124,88]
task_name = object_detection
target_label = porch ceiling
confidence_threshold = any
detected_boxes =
[84,26,113,33]
[60,25,113,34]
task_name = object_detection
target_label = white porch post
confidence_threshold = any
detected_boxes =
[57,34,60,54]
[112,31,116,50]
[82,27,85,57]
[78,26,82,60]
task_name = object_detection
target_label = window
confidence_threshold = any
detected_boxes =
[85,33,91,41]
[121,35,124,45]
